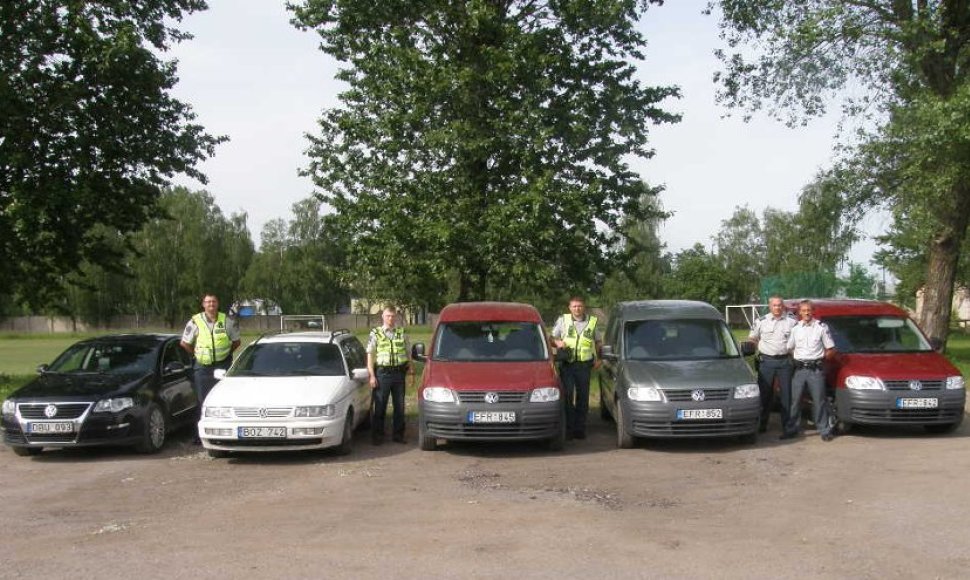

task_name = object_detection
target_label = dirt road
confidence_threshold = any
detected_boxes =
[1,413,968,579]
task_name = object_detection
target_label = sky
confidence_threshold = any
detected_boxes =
[169,0,887,267]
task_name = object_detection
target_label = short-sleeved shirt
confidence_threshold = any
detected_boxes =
[181,313,240,345]
[787,319,835,361]
[749,314,797,356]
[551,315,603,342]
[366,326,411,359]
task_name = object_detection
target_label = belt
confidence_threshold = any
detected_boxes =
[793,359,823,370]
[376,364,408,372]
[759,354,789,360]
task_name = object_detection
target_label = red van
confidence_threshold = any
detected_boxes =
[412,302,565,451]
[787,299,965,434]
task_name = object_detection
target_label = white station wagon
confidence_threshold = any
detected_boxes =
[198,330,371,457]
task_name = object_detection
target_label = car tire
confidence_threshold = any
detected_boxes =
[616,401,634,449]
[924,421,961,434]
[207,448,229,459]
[738,431,757,445]
[418,420,437,451]
[12,446,42,457]
[135,403,166,454]
[836,420,853,435]
[335,409,354,456]
[547,414,565,451]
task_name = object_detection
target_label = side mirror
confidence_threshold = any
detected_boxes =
[412,343,427,361]
[213,368,227,380]
[36,364,49,374]
[600,345,617,362]
[352,368,369,381]
[163,361,186,376]
[740,341,756,357]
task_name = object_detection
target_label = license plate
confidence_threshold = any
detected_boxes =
[677,409,723,420]
[238,426,287,438]
[28,422,74,434]
[896,398,938,409]
[467,411,516,424]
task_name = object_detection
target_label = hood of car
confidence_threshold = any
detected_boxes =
[204,376,350,406]
[622,358,755,390]
[834,351,959,380]
[12,372,148,400]
[424,360,558,391]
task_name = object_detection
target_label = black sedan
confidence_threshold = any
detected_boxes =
[1,334,199,456]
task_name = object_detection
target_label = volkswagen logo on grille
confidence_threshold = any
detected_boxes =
[44,404,58,418]
[909,380,923,391]
[484,392,500,404]
[258,408,268,418]
[690,389,706,402]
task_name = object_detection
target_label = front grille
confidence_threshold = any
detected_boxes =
[456,391,528,404]
[662,388,732,402]
[232,407,293,418]
[24,433,77,443]
[216,438,322,447]
[427,422,553,438]
[850,408,962,423]
[632,419,756,436]
[18,403,90,419]
[884,380,944,391]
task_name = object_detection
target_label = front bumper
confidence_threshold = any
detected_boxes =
[420,399,562,442]
[2,405,144,449]
[835,389,966,426]
[622,398,760,438]
[198,417,345,452]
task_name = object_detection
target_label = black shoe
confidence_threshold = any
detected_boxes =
[392,434,406,444]
[573,431,586,440]
[779,432,799,440]
[821,432,835,442]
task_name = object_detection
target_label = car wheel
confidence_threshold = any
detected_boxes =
[12,446,42,457]
[599,391,610,421]
[135,403,166,454]
[207,448,229,459]
[418,419,437,451]
[835,420,853,435]
[738,431,757,445]
[335,409,354,456]
[924,421,961,434]
[616,401,634,449]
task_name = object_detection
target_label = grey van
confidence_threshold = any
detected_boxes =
[599,300,760,447]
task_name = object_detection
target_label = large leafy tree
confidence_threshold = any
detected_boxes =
[290,0,678,302]
[713,0,970,343]
[0,0,222,308]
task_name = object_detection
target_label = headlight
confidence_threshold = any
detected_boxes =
[204,406,232,418]
[422,387,456,403]
[844,376,886,390]
[295,405,335,417]
[2,399,14,416]
[530,387,560,403]
[734,383,760,399]
[946,376,965,390]
[93,397,135,413]
[627,386,662,402]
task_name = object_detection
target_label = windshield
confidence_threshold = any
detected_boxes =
[49,342,157,375]
[434,322,547,362]
[624,319,740,361]
[229,342,346,377]
[822,316,932,353]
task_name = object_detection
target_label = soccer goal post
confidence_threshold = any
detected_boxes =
[724,304,768,329]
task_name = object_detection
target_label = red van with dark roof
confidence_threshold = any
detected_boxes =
[411,302,565,451]
[787,299,965,434]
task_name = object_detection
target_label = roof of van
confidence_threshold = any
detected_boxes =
[783,299,909,318]
[613,300,722,321]
[438,301,543,323]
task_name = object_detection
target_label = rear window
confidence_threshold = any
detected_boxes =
[821,316,932,353]
[229,342,347,377]
[434,322,547,362]
[624,319,740,360]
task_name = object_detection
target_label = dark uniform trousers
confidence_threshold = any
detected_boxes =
[756,355,793,430]
[788,361,833,437]
[193,357,232,404]
[372,365,407,438]
[561,360,593,436]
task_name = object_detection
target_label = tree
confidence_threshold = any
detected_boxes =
[714,205,765,304]
[0,1,223,309]
[713,0,970,343]
[665,244,732,309]
[840,262,877,299]
[290,0,678,303]
[600,193,670,309]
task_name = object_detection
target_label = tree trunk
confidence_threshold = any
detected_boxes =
[918,185,970,347]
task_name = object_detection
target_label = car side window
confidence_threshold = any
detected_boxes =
[162,341,182,370]
[339,338,366,373]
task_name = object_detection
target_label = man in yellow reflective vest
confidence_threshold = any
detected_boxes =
[366,305,413,445]
[550,296,602,440]
[180,293,241,406]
